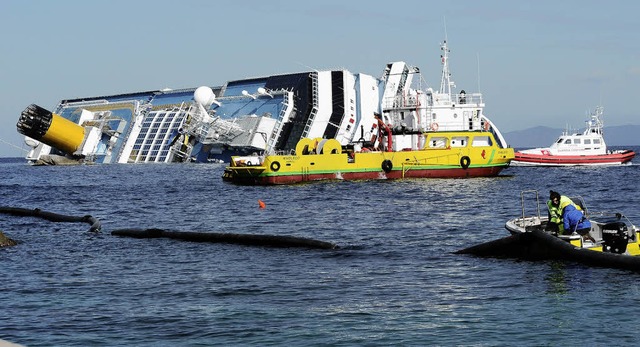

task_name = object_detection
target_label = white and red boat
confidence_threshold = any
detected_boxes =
[513,106,635,166]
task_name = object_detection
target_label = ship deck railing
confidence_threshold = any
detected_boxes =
[382,92,484,109]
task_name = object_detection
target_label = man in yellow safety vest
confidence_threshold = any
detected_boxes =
[547,190,581,234]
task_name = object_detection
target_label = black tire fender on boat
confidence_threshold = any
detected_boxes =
[270,161,281,172]
[460,156,471,169]
[381,159,393,173]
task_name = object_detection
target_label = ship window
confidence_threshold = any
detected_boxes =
[472,136,492,147]
[584,139,591,144]
[594,139,601,144]
[450,136,469,147]
[564,139,572,144]
[428,137,448,148]
[574,139,581,144]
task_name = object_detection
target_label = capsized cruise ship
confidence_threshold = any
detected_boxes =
[17,40,510,165]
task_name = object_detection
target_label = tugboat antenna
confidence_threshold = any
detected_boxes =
[439,39,456,95]
[439,17,455,96]
[477,53,481,93]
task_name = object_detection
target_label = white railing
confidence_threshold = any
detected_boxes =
[382,92,483,110]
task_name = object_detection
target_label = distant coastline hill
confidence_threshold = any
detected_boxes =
[503,124,640,149]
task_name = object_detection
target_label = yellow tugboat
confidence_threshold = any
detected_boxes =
[223,39,515,185]
[223,130,514,185]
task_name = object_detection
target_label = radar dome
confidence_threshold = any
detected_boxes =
[194,86,216,107]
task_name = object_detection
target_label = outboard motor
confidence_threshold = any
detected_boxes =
[602,222,629,254]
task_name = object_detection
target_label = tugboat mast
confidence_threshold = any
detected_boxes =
[439,40,456,96]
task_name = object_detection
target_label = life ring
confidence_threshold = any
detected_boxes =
[460,156,471,169]
[483,121,490,131]
[270,161,281,172]
[381,159,393,173]
[430,123,439,131]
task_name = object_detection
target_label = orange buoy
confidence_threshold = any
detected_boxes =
[258,200,266,209]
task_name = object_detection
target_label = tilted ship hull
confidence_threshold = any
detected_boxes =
[17,40,513,173]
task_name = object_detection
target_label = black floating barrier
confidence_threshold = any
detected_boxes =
[0,206,338,250]
[456,229,640,272]
[111,228,339,250]
[0,206,101,233]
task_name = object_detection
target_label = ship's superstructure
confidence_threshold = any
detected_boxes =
[17,40,509,165]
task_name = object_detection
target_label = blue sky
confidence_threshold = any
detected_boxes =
[1,0,638,157]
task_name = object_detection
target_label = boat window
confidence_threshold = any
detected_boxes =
[427,137,448,148]
[564,139,572,144]
[556,138,563,144]
[471,135,493,147]
[594,139,601,144]
[574,139,581,144]
[584,139,591,144]
[450,136,469,148]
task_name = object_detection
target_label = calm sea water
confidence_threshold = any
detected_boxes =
[1,147,639,346]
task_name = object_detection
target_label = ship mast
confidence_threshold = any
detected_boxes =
[586,106,604,135]
[439,40,456,96]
